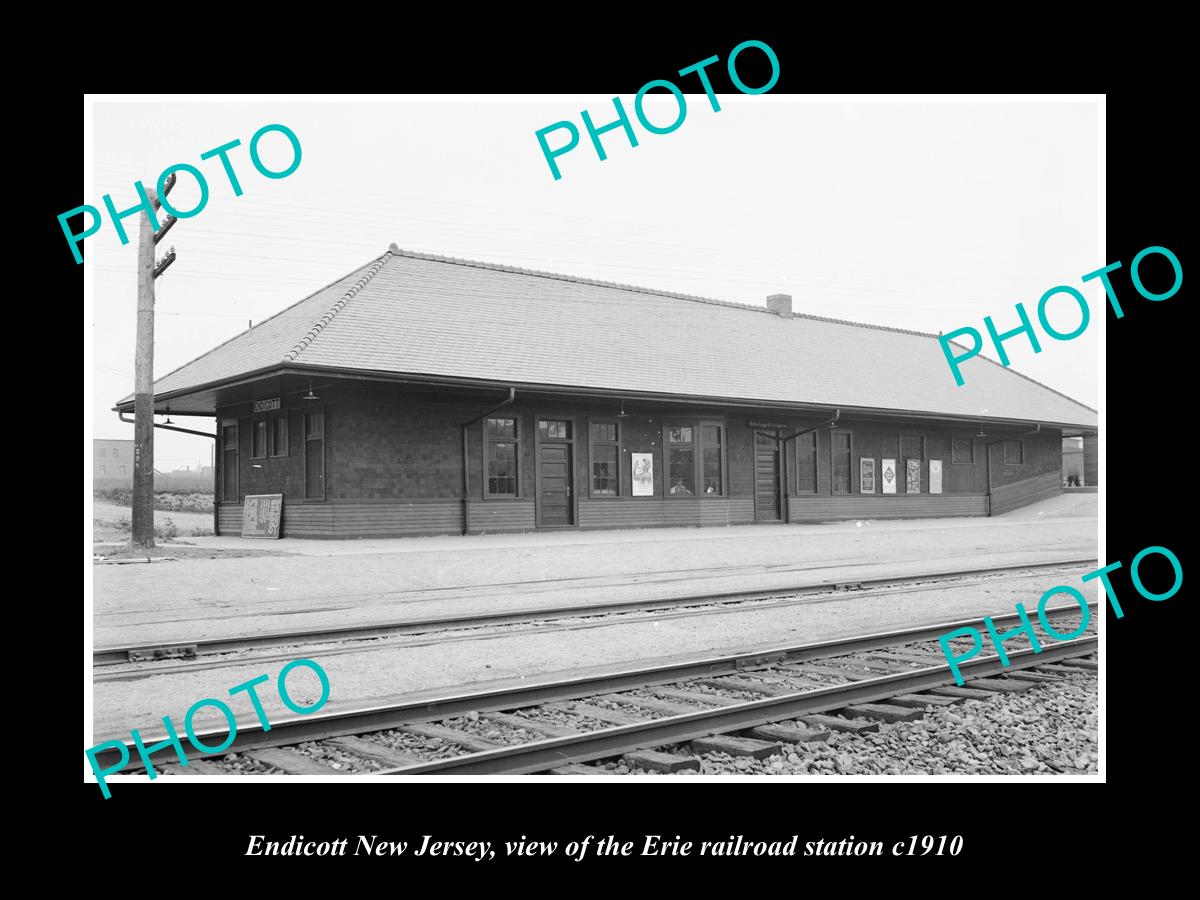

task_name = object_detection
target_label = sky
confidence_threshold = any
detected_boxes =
[87,97,1101,472]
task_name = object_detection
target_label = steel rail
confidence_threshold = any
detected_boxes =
[380,637,1097,775]
[93,557,1096,666]
[92,601,1097,772]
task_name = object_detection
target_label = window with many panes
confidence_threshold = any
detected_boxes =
[701,425,723,494]
[951,437,974,464]
[251,419,267,459]
[665,422,725,497]
[832,432,852,494]
[796,431,817,493]
[221,421,239,502]
[486,416,519,497]
[666,425,695,495]
[1003,439,1025,465]
[304,410,325,500]
[900,434,925,461]
[590,420,620,496]
[270,414,288,458]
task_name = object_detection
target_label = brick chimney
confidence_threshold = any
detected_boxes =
[766,293,793,318]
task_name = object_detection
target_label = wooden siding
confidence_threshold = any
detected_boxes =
[989,471,1063,516]
[788,494,989,522]
[217,500,462,538]
[467,499,536,533]
[578,498,755,529]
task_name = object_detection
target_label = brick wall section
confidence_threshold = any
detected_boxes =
[214,385,1074,535]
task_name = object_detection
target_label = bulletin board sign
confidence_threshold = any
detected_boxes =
[632,453,655,496]
[929,460,943,494]
[860,458,876,493]
[242,494,283,538]
[906,459,922,493]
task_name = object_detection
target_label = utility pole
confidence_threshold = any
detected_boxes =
[131,175,177,548]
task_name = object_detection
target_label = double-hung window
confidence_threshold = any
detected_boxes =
[1004,439,1025,465]
[590,420,620,496]
[221,421,239,502]
[796,431,817,493]
[486,416,520,497]
[951,436,975,464]
[304,410,325,500]
[832,432,852,494]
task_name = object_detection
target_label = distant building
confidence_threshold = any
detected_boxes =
[94,439,134,488]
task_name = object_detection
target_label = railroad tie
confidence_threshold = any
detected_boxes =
[1056,659,1099,671]
[544,701,644,726]
[744,723,830,744]
[781,664,873,681]
[399,723,504,753]
[845,658,916,674]
[690,677,778,695]
[653,687,741,707]
[622,750,702,773]
[840,703,926,724]
[483,711,581,739]
[326,736,423,768]
[243,747,349,775]
[799,714,879,734]
[598,694,697,716]
[691,734,783,759]
[928,686,993,701]
[964,678,1037,693]
[548,764,600,776]
[886,693,963,709]
[999,670,1063,683]
[1032,663,1093,675]
[155,758,226,776]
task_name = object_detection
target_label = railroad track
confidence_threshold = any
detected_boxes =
[96,601,1098,777]
[94,558,1095,673]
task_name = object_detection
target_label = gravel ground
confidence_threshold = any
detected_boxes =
[596,670,1098,776]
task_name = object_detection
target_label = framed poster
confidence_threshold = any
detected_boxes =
[860,458,876,493]
[929,459,943,493]
[242,493,283,538]
[906,459,921,493]
[881,459,897,494]
[631,453,654,496]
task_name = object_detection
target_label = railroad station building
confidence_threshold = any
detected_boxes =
[114,245,1099,538]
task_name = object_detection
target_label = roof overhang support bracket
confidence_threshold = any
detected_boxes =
[118,409,216,440]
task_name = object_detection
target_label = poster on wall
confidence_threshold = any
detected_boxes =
[930,459,943,494]
[631,453,654,496]
[906,459,921,493]
[860,458,876,493]
[881,459,897,494]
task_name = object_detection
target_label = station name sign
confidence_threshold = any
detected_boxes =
[748,420,789,430]
[252,397,282,413]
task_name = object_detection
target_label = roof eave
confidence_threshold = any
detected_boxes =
[112,363,1098,432]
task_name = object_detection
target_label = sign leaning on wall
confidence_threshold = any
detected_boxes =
[242,493,283,538]
[631,453,654,496]
[930,459,943,494]
[860,458,876,493]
